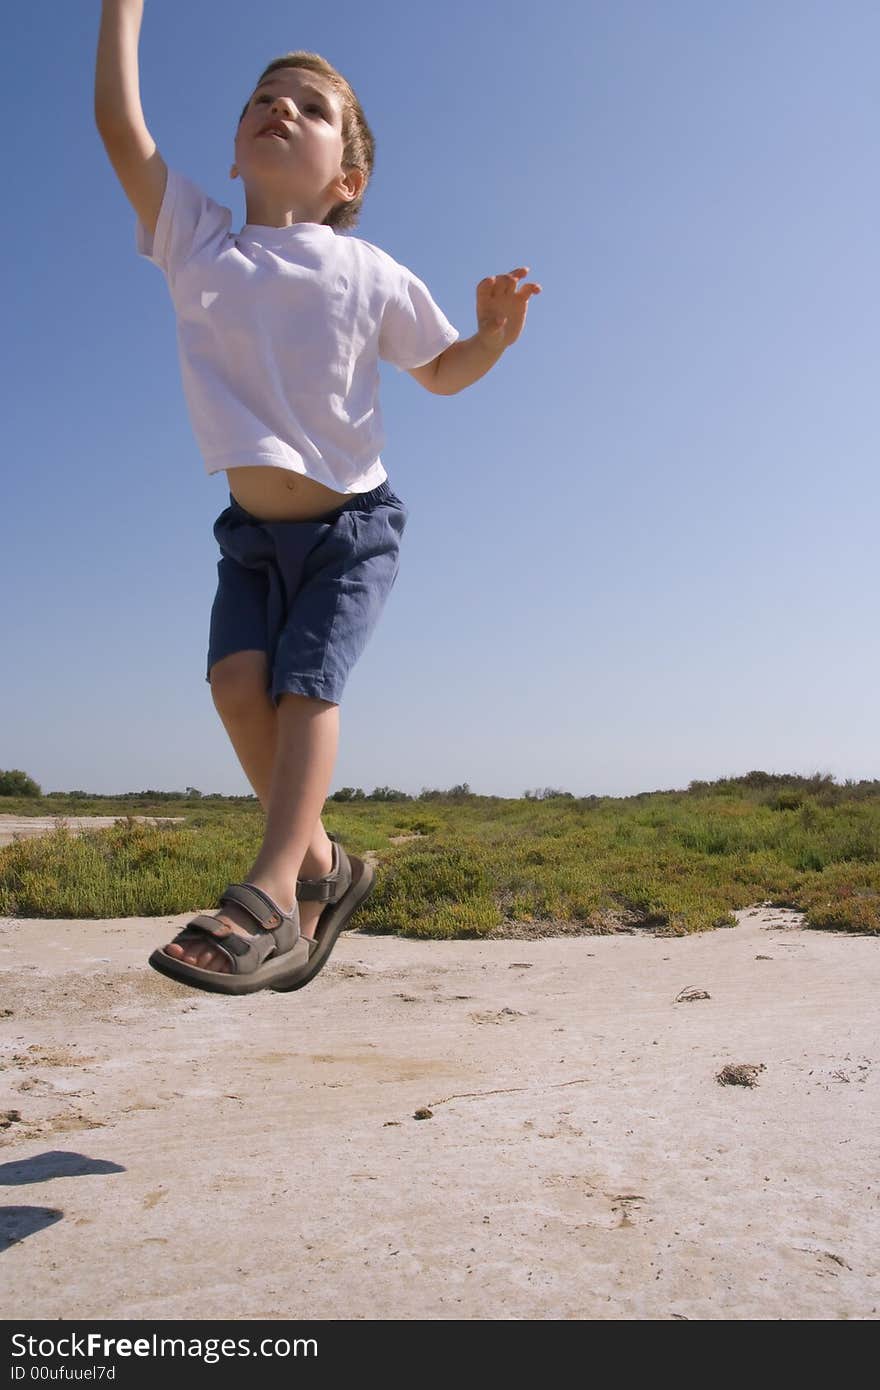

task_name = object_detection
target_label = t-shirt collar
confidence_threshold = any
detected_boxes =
[239,221,335,245]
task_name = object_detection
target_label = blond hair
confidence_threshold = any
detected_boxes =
[238,52,375,231]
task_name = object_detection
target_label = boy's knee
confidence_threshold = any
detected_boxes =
[209,650,270,712]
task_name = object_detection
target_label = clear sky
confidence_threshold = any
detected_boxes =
[3,0,877,799]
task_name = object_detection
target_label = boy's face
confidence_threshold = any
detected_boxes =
[232,68,358,224]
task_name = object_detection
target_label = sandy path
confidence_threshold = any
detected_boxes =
[0,815,185,847]
[0,901,877,1320]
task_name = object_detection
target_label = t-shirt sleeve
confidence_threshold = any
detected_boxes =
[378,262,460,372]
[135,167,232,284]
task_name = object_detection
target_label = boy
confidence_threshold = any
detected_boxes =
[94,0,542,996]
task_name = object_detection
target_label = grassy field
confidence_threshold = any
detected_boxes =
[1,772,878,937]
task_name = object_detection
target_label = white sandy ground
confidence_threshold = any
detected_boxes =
[0,819,877,1319]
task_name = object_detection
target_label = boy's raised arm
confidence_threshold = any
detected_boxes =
[94,0,147,132]
[94,0,167,244]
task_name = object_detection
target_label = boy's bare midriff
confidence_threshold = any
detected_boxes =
[225,465,356,522]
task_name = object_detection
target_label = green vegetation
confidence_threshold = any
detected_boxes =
[1,770,878,937]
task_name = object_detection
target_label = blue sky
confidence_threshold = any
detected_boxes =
[2,0,877,799]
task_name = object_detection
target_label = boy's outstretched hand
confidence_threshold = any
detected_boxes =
[476,267,542,351]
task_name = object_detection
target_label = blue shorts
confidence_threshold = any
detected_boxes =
[205,479,409,707]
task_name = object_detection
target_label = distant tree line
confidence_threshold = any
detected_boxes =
[2,767,879,806]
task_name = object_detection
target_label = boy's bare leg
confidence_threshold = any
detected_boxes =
[208,674,336,876]
[162,683,340,972]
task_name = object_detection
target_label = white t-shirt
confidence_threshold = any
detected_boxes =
[135,167,460,493]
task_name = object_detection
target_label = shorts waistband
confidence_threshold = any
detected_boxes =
[226,477,397,522]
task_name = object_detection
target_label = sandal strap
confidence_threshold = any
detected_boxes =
[295,839,353,904]
[170,914,242,971]
[220,881,296,933]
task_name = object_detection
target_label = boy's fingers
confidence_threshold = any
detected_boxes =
[509,283,541,301]
[479,269,536,292]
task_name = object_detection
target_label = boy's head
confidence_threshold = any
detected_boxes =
[230,52,375,231]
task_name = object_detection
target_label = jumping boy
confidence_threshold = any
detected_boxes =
[94,0,542,996]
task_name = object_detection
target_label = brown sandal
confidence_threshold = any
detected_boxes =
[148,882,310,995]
